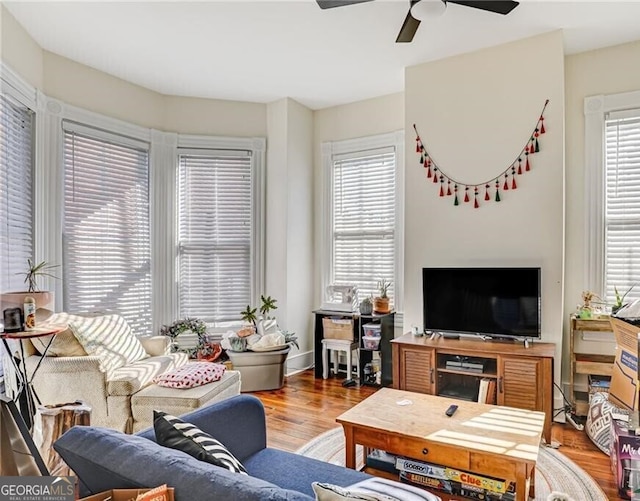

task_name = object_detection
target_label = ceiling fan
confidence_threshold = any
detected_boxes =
[316,0,520,43]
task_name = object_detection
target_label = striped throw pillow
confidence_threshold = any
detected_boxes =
[69,314,148,377]
[153,411,247,474]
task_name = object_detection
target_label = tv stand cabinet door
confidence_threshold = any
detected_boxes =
[392,344,435,395]
[497,355,552,442]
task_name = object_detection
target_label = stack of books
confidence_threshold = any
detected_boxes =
[477,378,497,404]
[395,456,515,500]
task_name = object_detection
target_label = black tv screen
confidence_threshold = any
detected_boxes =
[422,267,541,339]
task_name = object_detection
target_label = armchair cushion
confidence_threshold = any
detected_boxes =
[107,352,188,396]
[69,314,148,377]
[30,312,88,357]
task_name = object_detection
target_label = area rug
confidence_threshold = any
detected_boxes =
[296,427,607,501]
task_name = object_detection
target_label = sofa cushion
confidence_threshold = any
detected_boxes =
[154,410,248,474]
[53,426,311,500]
[69,314,148,376]
[153,362,226,389]
[243,448,371,498]
[30,312,88,357]
[107,353,188,396]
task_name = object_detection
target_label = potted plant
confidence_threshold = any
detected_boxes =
[159,317,209,358]
[1,259,59,318]
[373,279,392,314]
[613,284,636,314]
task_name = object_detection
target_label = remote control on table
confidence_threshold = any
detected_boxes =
[445,404,458,417]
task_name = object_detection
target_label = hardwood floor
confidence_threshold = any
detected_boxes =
[251,369,621,500]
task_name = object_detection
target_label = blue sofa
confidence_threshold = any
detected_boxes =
[54,394,374,500]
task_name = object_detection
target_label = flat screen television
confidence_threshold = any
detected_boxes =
[422,267,541,340]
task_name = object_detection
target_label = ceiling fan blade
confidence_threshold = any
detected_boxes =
[316,0,374,9]
[446,1,519,15]
[396,10,421,43]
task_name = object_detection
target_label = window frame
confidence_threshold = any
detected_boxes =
[0,63,36,293]
[176,134,266,330]
[61,119,153,334]
[584,90,640,299]
[321,131,404,319]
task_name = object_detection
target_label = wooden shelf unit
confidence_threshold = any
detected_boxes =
[569,316,615,416]
[391,333,555,444]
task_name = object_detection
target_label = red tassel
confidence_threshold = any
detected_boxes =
[439,185,444,197]
[512,177,517,190]
[474,196,479,209]
[503,175,509,191]
[540,118,545,134]
[529,143,535,154]
[485,184,490,201]
[526,156,530,171]
[517,159,522,175]
[427,166,432,178]
[464,187,470,203]
[416,141,420,153]
[446,181,452,196]
[433,170,438,184]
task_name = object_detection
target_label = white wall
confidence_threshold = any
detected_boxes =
[404,32,566,398]
[0,5,43,89]
[266,98,315,371]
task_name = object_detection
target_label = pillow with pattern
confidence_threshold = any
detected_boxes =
[586,391,629,455]
[153,362,226,389]
[153,411,247,474]
[313,478,441,501]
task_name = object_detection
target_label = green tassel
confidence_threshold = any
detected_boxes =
[495,190,501,202]
[535,138,540,152]
[420,154,424,164]
[454,195,459,206]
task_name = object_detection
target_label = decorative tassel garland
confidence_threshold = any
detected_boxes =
[413,99,549,209]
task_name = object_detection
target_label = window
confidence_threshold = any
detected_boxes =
[178,149,255,323]
[0,94,33,293]
[585,91,640,306]
[604,109,640,303]
[322,132,404,308]
[62,121,152,335]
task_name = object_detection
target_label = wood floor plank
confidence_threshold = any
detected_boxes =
[251,369,621,500]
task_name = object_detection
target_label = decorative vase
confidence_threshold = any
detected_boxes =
[373,297,390,314]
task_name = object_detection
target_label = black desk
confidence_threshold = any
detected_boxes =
[312,309,395,386]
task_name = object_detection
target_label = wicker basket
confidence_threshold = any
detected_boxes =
[322,317,353,340]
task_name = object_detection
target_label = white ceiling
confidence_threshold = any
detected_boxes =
[5,1,640,110]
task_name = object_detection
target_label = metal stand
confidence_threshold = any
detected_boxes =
[1,394,49,475]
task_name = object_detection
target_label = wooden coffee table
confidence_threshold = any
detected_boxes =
[336,388,544,501]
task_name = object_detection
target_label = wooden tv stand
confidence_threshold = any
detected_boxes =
[391,333,555,443]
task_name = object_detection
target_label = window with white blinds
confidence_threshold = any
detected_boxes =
[62,122,152,335]
[0,94,33,293]
[178,150,253,323]
[604,109,640,304]
[332,146,396,300]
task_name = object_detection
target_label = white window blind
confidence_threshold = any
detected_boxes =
[63,122,152,335]
[0,94,33,293]
[604,109,640,305]
[178,150,253,323]
[332,146,396,300]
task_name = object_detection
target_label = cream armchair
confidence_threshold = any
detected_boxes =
[24,335,188,432]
